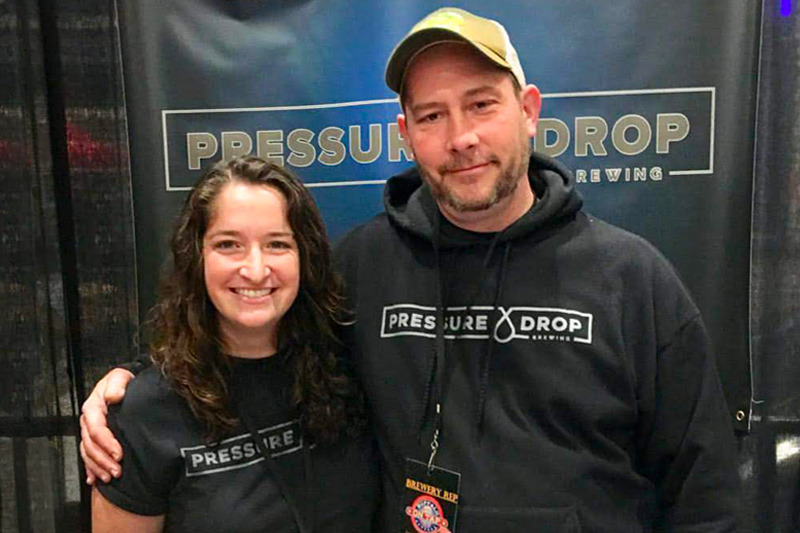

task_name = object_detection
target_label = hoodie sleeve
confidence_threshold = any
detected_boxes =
[333,216,388,311]
[635,292,740,531]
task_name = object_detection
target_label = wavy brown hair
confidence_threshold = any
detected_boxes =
[148,156,364,443]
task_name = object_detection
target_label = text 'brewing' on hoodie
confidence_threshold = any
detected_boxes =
[335,152,739,533]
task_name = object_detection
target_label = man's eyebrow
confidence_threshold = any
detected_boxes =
[407,100,442,116]
[408,84,504,114]
[463,85,503,99]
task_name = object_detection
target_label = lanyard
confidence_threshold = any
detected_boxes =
[427,297,447,473]
[239,409,314,533]
[427,232,502,473]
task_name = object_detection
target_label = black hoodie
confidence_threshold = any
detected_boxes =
[335,152,739,533]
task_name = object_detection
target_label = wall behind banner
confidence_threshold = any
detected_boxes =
[119,0,757,430]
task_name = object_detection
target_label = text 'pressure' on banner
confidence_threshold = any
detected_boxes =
[186,123,411,171]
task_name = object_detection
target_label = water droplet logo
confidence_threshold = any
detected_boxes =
[493,307,517,343]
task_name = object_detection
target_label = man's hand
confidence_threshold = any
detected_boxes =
[79,368,134,484]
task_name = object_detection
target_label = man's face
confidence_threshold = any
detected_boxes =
[398,43,541,229]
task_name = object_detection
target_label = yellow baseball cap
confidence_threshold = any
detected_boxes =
[385,7,527,94]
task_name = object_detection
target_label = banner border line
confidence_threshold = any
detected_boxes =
[161,87,716,190]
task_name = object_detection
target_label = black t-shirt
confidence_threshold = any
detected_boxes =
[97,352,380,532]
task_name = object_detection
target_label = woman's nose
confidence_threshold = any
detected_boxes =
[239,250,270,281]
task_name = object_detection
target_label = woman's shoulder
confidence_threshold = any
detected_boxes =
[127,365,178,399]
[112,366,191,424]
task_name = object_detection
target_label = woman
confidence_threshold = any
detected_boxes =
[91,157,379,532]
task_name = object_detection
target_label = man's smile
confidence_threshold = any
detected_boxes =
[443,161,494,177]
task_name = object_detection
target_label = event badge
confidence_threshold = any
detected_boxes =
[402,458,461,533]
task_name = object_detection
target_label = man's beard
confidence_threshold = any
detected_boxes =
[420,140,531,213]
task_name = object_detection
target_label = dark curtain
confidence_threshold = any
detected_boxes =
[748,1,800,530]
[1,0,800,531]
[0,0,136,531]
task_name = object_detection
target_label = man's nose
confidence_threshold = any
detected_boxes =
[447,114,478,153]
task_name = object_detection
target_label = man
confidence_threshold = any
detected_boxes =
[81,7,740,532]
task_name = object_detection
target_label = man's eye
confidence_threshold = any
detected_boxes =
[420,112,441,123]
[472,100,494,111]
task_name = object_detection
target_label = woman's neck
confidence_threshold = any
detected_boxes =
[221,329,277,359]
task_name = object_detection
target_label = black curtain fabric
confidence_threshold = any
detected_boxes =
[0,0,73,531]
[0,0,137,531]
[1,1,799,531]
[749,2,800,530]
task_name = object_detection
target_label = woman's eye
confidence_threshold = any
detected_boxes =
[267,240,292,250]
[214,240,238,250]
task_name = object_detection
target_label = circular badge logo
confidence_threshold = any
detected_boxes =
[404,494,450,533]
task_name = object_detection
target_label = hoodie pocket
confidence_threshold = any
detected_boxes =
[458,505,581,532]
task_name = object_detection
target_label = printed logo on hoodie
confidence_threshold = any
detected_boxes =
[381,304,593,344]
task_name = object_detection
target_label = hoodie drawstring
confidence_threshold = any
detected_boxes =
[416,223,514,448]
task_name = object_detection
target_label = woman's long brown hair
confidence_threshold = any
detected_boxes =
[148,156,364,443]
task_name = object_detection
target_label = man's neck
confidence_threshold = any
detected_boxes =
[438,177,535,233]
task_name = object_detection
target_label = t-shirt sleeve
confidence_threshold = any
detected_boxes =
[118,353,152,376]
[95,370,181,516]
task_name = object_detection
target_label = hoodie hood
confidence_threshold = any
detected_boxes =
[384,151,583,246]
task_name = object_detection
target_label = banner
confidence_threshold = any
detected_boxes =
[118,0,759,430]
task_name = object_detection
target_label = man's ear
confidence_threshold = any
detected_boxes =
[397,113,408,140]
[397,113,414,154]
[520,84,542,138]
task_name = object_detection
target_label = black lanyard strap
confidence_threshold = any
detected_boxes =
[427,229,504,472]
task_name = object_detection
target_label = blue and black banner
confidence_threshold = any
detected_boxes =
[118,0,760,430]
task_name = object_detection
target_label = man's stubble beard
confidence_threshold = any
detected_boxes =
[420,139,531,214]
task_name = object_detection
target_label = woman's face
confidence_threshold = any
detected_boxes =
[202,182,300,356]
